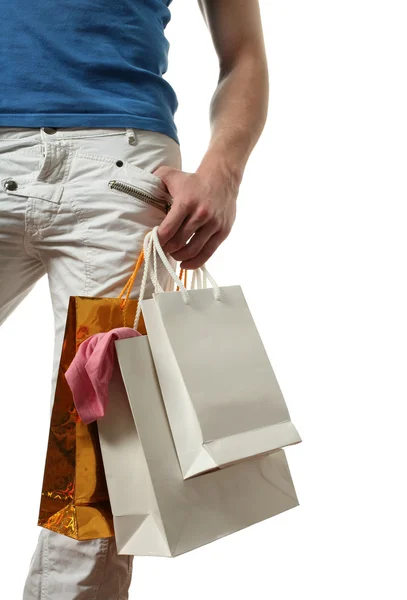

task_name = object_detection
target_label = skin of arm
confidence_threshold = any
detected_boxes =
[153,0,269,270]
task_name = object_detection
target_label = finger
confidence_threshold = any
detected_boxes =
[157,202,189,247]
[163,207,212,254]
[179,230,228,270]
[170,223,219,262]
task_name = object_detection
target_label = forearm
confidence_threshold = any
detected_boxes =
[197,48,269,191]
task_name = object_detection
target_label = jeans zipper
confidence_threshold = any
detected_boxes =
[108,180,171,214]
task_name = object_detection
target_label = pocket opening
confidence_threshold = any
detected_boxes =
[108,179,171,214]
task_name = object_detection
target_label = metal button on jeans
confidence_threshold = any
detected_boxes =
[4,179,18,191]
[44,127,57,134]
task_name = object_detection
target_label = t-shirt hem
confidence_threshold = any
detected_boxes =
[0,114,180,145]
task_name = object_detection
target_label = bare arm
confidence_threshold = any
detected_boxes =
[155,0,269,269]
[196,0,269,187]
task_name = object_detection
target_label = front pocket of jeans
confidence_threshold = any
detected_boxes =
[124,159,168,189]
[107,179,172,214]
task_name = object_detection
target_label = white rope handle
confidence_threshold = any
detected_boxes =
[151,227,221,301]
[133,226,221,330]
[133,229,186,330]
[151,227,190,302]
[190,269,209,290]
[200,264,219,294]
[191,269,202,289]
[152,240,164,294]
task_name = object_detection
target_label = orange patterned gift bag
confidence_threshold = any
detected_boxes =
[37,250,150,540]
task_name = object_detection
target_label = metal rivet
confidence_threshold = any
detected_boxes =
[4,179,18,191]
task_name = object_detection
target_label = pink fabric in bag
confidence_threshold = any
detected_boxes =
[65,327,141,424]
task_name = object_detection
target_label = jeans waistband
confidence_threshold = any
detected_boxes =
[0,127,167,144]
[0,126,182,173]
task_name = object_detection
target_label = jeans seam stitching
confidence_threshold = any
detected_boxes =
[92,537,110,600]
[40,531,50,600]
[121,556,134,599]
[65,195,93,295]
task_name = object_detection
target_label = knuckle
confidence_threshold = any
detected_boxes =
[179,199,191,211]
[196,204,211,221]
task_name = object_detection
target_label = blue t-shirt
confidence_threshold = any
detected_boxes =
[0,0,179,144]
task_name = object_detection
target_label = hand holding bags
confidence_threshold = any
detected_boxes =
[134,227,302,480]
[39,224,301,551]
[96,228,300,556]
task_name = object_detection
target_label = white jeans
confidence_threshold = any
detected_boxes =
[0,126,182,599]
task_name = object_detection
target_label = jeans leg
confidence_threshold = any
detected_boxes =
[4,126,181,599]
[0,178,46,325]
[22,530,133,600]
[0,160,133,600]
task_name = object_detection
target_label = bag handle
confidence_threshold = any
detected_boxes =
[117,235,185,316]
[177,268,207,291]
[150,226,220,297]
[118,248,145,310]
[176,267,188,291]
[133,227,221,331]
[118,229,185,309]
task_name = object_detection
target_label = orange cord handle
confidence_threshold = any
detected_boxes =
[119,239,188,313]
[118,248,145,311]
[176,267,188,291]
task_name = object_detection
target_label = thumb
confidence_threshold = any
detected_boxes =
[151,165,180,183]
[151,166,183,194]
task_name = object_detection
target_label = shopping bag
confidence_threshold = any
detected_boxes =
[37,252,148,540]
[97,334,299,557]
[133,227,302,480]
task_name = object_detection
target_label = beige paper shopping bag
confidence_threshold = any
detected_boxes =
[133,227,302,480]
[97,335,300,557]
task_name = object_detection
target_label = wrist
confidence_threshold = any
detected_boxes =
[196,151,243,195]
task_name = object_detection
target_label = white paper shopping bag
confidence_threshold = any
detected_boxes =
[97,335,300,557]
[132,227,302,480]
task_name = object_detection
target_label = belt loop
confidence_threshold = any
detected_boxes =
[125,128,136,145]
[40,127,46,155]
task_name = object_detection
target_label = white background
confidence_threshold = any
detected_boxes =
[1,0,406,598]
